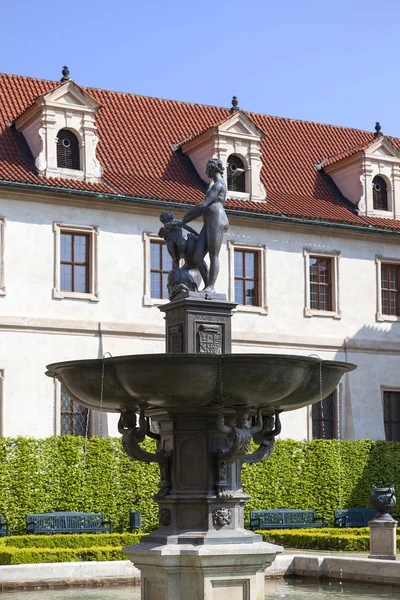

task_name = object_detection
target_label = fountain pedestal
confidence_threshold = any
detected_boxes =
[46,294,355,599]
[124,541,278,600]
[123,293,283,599]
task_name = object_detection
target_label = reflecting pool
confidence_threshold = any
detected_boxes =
[1,579,400,599]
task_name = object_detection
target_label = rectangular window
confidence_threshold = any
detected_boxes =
[312,391,338,439]
[381,264,400,316]
[234,250,259,306]
[60,232,90,293]
[0,370,3,437]
[150,240,172,299]
[60,386,89,437]
[53,223,99,301]
[309,257,332,311]
[383,391,400,441]
[0,218,5,296]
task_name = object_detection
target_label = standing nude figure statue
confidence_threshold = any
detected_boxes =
[181,157,229,292]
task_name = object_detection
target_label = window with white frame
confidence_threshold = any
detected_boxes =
[376,255,400,321]
[53,223,99,301]
[311,391,339,439]
[304,248,341,318]
[228,241,267,312]
[383,390,400,441]
[0,218,5,296]
[143,233,173,305]
[227,155,246,193]
[55,383,89,436]
[56,129,80,170]
[150,240,172,299]
[372,175,389,211]
[0,370,3,437]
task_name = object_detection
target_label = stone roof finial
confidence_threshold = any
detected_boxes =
[61,66,70,83]
[374,121,382,137]
[230,96,239,114]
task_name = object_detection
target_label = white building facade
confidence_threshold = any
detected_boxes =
[0,72,400,442]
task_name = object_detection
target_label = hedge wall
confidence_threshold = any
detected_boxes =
[0,437,159,534]
[0,437,399,534]
[259,530,371,552]
[0,546,126,565]
[0,533,143,549]
[242,439,400,526]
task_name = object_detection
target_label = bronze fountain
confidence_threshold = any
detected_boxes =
[47,158,356,600]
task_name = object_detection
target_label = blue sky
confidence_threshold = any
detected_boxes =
[3,0,400,135]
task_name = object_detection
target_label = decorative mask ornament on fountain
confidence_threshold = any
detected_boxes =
[46,155,356,600]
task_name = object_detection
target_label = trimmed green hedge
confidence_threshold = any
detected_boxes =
[0,533,143,549]
[0,437,159,534]
[0,437,399,533]
[0,546,127,565]
[259,530,370,552]
[242,439,400,526]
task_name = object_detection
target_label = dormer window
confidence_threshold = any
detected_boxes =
[320,131,400,219]
[373,176,388,211]
[227,155,246,193]
[179,109,266,202]
[14,75,103,183]
[57,130,80,170]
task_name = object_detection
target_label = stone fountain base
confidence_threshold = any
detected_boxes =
[123,539,282,600]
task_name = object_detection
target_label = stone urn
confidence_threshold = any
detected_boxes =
[371,484,396,519]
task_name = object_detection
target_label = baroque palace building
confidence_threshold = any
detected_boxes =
[0,68,400,441]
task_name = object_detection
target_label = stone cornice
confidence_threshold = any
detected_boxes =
[0,314,399,354]
[1,180,400,242]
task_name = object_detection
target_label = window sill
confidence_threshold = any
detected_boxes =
[376,312,400,323]
[233,304,268,316]
[227,191,249,200]
[46,167,85,180]
[143,295,170,307]
[368,209,394,218]
[304,307,341,319]
[53,288,99,302]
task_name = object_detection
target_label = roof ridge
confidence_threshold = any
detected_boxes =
[322,138,375,162]
[0,72,378,138]
[246,110,376,136]
[0,72,60,85]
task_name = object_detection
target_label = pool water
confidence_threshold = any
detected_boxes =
[266,578,400,598]
[1,579,400,599]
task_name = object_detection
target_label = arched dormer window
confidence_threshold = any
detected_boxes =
[373,175,388,211]
[57,129,80,170]
[227,155,246,193]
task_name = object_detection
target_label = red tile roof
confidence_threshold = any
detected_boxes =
[320,139,377,168]
[321,135,400,168]
[1,72,400,232]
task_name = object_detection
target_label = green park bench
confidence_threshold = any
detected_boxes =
[334,508,376,527]
[0,516,9,536]
[26,512,112,534]
[250,509,325,530]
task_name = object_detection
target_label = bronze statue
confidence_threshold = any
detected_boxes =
[217,407,263,462]
[158,211,197,270]
[243,411,282,464]
[158,211,204,299]
[181,157,229,292]
[215,407,263,499]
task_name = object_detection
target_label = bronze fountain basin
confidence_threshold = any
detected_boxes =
[46,353,356,413]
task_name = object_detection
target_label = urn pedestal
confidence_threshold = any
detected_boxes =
[369,519,397,561]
